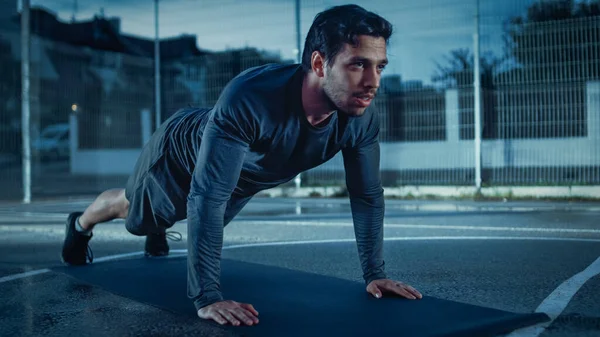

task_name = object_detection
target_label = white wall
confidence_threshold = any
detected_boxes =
[70,109,150,175]
[71,149,142,175]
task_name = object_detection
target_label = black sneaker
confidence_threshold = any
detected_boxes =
[61,212,94,265]
[144,231,182,257]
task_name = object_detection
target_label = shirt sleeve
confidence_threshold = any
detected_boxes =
[186,103,254,312]
[341,113,387,286]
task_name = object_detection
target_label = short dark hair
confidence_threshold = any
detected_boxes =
[301,4,393,72]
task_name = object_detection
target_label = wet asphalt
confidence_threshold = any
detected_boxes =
[0,197,599,337]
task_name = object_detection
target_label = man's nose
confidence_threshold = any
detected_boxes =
[363,67,380,89]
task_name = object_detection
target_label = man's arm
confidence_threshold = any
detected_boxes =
[341,116,387,286]
[186,106,252,312]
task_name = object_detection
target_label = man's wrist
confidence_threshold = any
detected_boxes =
[193,290,224,312]
[365,271,388,285]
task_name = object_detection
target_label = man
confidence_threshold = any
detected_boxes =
[61,4,423,327]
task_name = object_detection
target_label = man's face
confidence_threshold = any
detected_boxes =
[321,35,388,117]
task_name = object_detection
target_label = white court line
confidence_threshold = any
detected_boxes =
[234,220,600,234]
[94,252,146,263]
[0,268,51,283]
[2,222,600,237]
[506,256,600,337]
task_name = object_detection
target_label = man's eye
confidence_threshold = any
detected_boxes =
[353,62,364,67]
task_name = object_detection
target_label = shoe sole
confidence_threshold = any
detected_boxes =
[144,251,169,258]
[60,211,86,266]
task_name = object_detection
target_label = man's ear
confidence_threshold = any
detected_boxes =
[311,51,326,78]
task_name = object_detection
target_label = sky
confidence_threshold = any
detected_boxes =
[20,0,537,84]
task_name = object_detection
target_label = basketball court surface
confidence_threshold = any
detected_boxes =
[1,197,599,336]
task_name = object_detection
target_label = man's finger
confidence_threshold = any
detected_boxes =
[237,307,258,319]
[210,311,228,325]
[368,285,382,298]
[234,308,259,325]
[406,285,423,299]
[240,303,259,316]
[398,284,422,299]
[218,309,241,326]
[395,286,416,300]
[231,309,254,325]
[389,284,416,299]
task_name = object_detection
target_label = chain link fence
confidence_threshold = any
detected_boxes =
[0,0,598,201]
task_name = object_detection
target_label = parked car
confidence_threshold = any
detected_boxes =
[31,124,70,161]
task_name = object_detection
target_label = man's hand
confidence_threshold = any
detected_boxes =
[197,300,260,326]
[366,279,423,300]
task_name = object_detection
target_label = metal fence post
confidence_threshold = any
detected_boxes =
[154,0,161,131]
[69,111,78,174]
[21,0,31,203]
[473,0,482,190]
[294,0,302,190]
[141,108,152,145]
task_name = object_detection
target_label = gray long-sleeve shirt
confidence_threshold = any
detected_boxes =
[164,63,387,311]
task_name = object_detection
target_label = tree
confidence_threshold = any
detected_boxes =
[432,48,505,139]
[504,0,600,83]
[495,0,600,140]
[432,48,504,88]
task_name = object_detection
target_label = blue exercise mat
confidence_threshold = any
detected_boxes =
[54,256,549,337]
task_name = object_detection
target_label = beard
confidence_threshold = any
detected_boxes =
[322,76,345,111]
[322,75,369,117]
